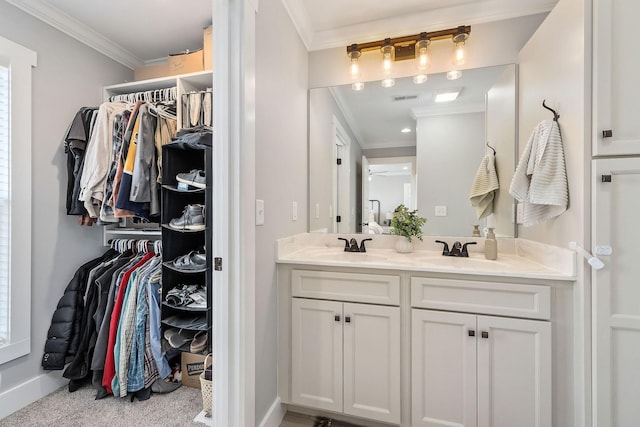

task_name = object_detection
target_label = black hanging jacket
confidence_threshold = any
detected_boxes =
[42,249,118,370]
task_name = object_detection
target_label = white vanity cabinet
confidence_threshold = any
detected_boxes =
[289,270,401,424]
[410,278,551,427]
[593,0,640,156]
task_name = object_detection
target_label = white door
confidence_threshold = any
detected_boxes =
[291,298,343,412]
[411,309,477,427]
[593,0,640,155]
[361,155,370,231]
[343,303,401,424]
[476,315,551,427]
[593,158,640,427]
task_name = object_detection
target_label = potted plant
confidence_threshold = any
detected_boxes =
[390,204,427,253]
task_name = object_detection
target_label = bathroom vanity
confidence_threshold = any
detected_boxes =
[276,234,576,427]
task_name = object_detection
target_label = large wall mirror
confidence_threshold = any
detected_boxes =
[309,64,517,237]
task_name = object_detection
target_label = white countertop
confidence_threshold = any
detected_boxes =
[276,234,576,281]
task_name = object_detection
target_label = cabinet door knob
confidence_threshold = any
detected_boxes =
[481,331,489,339]
[345,316,351,323]
[334,314,340,322]
[468,330,475,337]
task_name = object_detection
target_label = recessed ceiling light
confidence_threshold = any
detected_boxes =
[401,128,411,133]
[434,88,461,102]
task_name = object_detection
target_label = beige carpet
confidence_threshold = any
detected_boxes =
[0,383,205,427]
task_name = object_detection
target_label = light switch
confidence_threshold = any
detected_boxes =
[435,205,447,217]
[255,199,264,226]
[292,201,298,221]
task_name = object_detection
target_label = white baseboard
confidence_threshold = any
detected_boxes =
[0,371,67,420]
[258,396,286,427]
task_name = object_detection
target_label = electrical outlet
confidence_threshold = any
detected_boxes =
[435,205,447,217]
[255,199,264,226]
[292,201,298,221]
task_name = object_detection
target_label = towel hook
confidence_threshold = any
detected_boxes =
[486,142,496,155]
[542,99,560,121]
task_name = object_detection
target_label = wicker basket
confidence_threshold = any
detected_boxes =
[199,353,213,416]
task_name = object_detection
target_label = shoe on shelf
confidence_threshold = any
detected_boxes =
[186,286,207,309]
[169,204,205,231]
[190,331,208,353]
[163,327,197,348]
[171,250,207,272]
[166,284,203,307]
[176,169,206,189]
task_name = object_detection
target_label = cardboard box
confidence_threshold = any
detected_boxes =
[133,62,170,81]
[181,351,210,388]
[168,49,204,76]
[203,25,212,70]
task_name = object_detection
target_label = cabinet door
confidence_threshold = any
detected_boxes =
[411,309,477,427]
[593,158,640,427]
[476,316,551,427]
[291,298,343,412]
[593,0,640,155]
[343,303,400,424]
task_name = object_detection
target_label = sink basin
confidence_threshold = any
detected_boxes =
[288,247,390,263]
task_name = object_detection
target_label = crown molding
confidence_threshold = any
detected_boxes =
[6,0,144,69]
[281,0,313,50]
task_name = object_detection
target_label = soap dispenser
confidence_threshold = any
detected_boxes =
[485,227,497,260]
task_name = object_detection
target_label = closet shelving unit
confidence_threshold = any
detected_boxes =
[100,70,214,354]
[160,141,212,350]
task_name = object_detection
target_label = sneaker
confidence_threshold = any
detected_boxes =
[169,204,205,231]
[186,286,207,309]
[166,284,202,307]
[176,169,206,189]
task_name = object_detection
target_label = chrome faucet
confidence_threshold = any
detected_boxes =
[338,237,372,253]
[435,240,477,257]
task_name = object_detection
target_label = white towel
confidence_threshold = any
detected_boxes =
[469,152,499,219]
[509,120,569,226]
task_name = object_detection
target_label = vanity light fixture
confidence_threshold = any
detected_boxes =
[352,82,365,91]
[346,25,471,90]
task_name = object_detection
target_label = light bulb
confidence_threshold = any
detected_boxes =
[381,78,395,88]
[413,74,427,84]
[453,41,466,66]
[416,38,430,71]
[352,82,365,91]
[447,70,462,80]
[381,41,394,75]
[348,47,361,80]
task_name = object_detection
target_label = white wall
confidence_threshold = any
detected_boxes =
[255,0,309,423]
[0,1,132,411]
[518,0,589,426]
[416,112,485,236]
[309,14,547,89]
[309,87,362,233]
[369,174,410,223]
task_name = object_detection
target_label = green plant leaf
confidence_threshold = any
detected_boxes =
[390,204,427,242]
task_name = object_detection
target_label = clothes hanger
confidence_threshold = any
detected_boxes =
[542,99,560,121]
